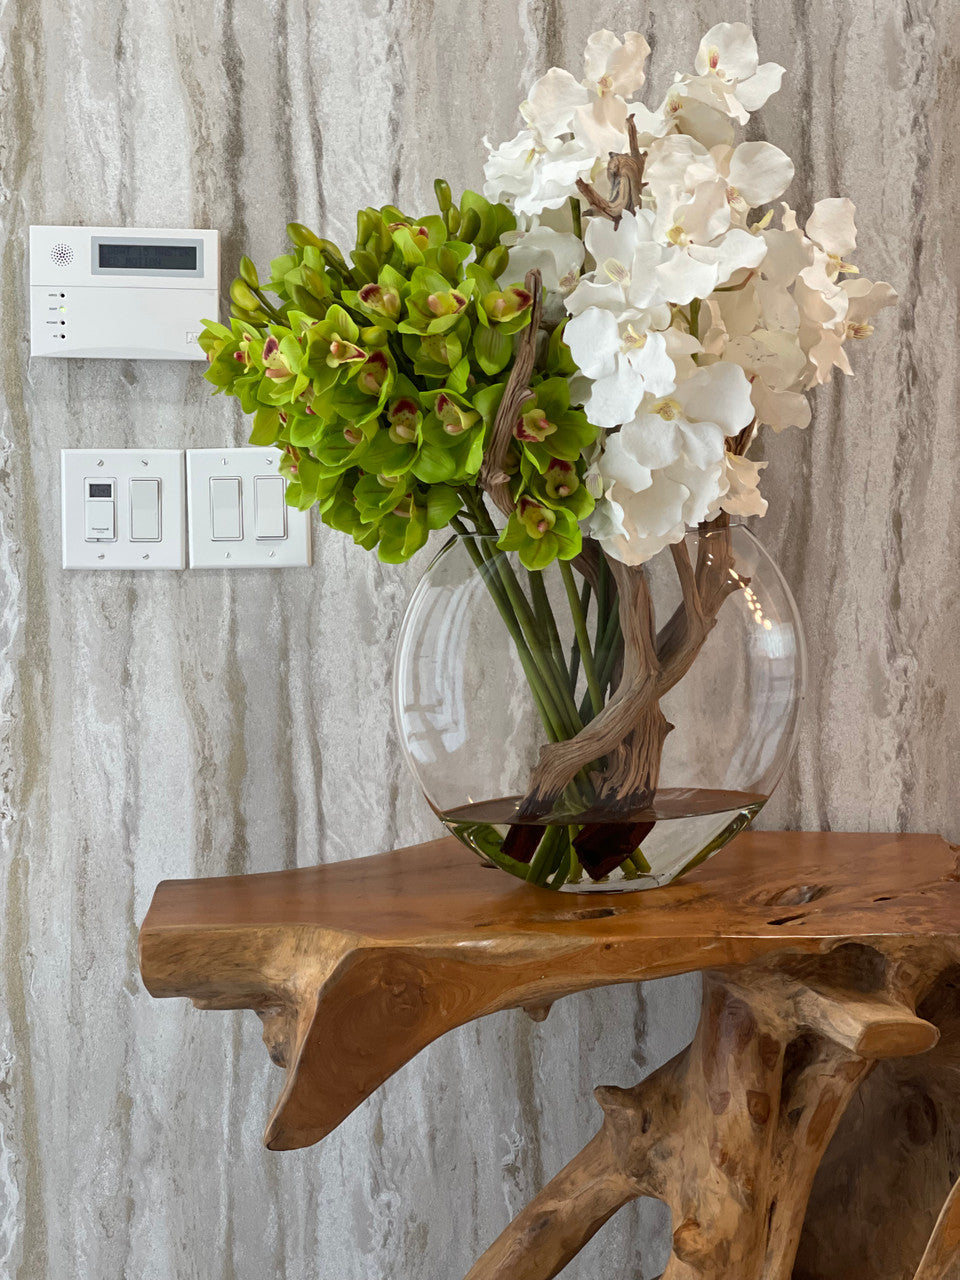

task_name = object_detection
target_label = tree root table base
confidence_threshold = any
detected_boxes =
[139,830,960,1279]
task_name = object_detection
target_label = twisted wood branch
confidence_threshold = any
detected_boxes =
[467,949,950,1280]
[479,269,543,518]
[576,117,645,227]
[517,517,740,819]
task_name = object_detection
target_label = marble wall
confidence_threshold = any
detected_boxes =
[0,1,956,1276]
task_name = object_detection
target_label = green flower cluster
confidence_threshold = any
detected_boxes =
[199,181,597,566]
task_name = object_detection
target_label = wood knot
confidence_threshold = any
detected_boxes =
[755,883,831,907]
[747,1089,772,1126]
[672,1218,711,1265]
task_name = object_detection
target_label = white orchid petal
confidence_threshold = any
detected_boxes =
[617,415,684,470]
[522,67,590,139]
[735,62,785,112]
[582,361,650,428]
[564,307,620,379]
[728,141,794,207]
[695,23,760,82]
[842,278,897,322]
[627,330,677,398]
[628,101,670,144]
[505,226,585,293]
[720,453,768,516]
[805,197,857,257]
[583,30,622,84]
[656,248,719,304]
[673,362,755,435]
[602,426,663,487]
[564,277,629,316]
[677,419,726,470]
[607,31,651,95]
[701,227,768,286]
[749,381,812,431]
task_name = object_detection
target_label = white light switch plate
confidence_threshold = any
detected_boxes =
[61,449,186,569]
[186,447,312,568]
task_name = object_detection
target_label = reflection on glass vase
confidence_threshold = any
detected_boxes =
[393,518,805,892]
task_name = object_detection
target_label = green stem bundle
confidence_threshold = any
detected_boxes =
[451,494,634,889]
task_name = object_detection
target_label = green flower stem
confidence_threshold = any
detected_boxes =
[568,578,591,689]
[459,490,584,739]
[528,569,567,687]
[689,297,701,342]
[560,560,603,718]
[527,825,565,886]
[250,286,287,325]
[569,196,582,241]
[580,599,623,721]
[451,518,564,743]
[549,836,572,889]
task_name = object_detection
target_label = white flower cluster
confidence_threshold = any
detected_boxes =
[483,23,895,565]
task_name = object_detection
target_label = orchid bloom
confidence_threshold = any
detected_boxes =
[564,307,676,429]
[590,362,756,564]
[501,222,585,294]
[521,30,651,155]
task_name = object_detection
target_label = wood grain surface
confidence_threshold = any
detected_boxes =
[140,829,960,1154]
[140,830,960,1278]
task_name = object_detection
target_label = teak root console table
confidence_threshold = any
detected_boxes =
[139,830,960,1280]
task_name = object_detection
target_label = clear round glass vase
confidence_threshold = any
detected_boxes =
[393,522,805,892]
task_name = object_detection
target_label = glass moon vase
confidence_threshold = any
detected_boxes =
[393,522,805,892]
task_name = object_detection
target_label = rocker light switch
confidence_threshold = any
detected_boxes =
[62,449,185,569]
[254,474,287,540]
[186,447,311,568]
[129,478,161,541]
[210,477,242,540]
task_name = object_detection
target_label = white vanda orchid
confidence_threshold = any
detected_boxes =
[501,221,585,293]
[565,210,671,317]
[483,128,596,217]
[653,23,785,151]
[589,363,756,564]
[643,135,769,302]
[693,23,785,114]
[521,30,651,155]
[564,307,676,429]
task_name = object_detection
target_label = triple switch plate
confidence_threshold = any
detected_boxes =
[61,447,311,569]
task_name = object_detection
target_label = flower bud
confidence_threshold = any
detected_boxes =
[433,178,452,213]
[356,209,377,245]
[238,256,260,288]
[457,207,482,243]
[230,278,261,313]
[286,222,323,249]
[481,246,509,277]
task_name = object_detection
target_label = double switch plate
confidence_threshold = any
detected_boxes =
[61,448,311,570]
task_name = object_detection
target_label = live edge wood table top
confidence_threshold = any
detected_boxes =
[139,831,960,1280]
